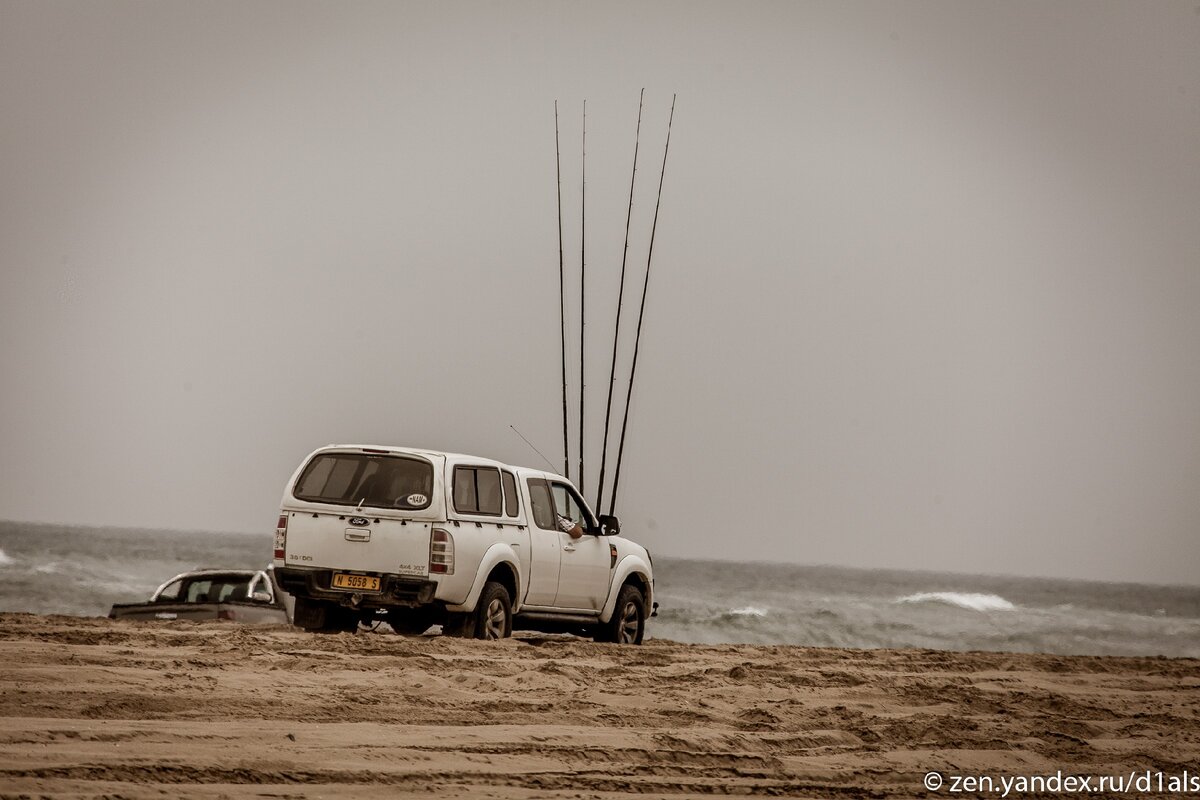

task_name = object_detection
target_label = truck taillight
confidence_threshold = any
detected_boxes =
[274,514,287,560]
[429,528,454,575]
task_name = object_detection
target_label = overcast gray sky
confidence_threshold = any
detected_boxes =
[2,0,1198,585]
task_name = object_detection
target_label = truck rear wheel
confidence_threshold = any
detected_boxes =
[387,608,435,636]
[445,581,511,640]
[595,584,645,645]
[295,597,359,634]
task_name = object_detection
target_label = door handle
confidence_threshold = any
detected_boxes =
[563,544,576,552]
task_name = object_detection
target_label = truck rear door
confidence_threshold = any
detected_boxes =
[280,450,445,580]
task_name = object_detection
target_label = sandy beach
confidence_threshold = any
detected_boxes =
[0,613,1197,798]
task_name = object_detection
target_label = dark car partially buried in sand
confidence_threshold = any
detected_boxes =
[109,568,292,625]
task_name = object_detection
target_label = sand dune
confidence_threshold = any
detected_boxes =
[0,613,1197,797]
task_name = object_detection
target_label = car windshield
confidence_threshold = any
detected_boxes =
[180,576,255,603]
[293,453,434,510]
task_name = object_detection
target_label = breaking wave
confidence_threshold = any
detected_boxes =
[0,548,13,567]
[727,606,768,618]
[895,591,1015,612]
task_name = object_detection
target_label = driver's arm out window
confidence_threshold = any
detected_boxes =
[552,483,593,528]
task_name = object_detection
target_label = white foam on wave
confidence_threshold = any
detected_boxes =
[895,591,1015,612]
[0,548,13,567]
[728,606,768,617]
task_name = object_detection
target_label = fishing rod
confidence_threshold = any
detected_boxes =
[595,89,644,513]
[554,101,570,480]
[578,100,587,491]
[609,94,675,516]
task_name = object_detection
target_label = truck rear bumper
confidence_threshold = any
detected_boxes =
[275,567,437,608]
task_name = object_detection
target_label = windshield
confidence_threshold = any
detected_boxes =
[182,575,254,603]
[293,453,434,510]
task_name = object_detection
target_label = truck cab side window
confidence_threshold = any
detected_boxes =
[526,478,557,530]
[551,483,595,531]
[185,580,213,603]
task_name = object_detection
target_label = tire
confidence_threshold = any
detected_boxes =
[324,607,361,634]
[446,581,511,640]
[595,584,645,645]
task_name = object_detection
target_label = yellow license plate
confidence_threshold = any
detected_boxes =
[331,573,381,592]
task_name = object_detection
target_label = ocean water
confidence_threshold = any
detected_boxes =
[1,520,1197,658]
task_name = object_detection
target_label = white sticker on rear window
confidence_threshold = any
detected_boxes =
[407,493,427,506]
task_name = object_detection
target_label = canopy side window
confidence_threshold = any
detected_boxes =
[453,466,503,516]
[501,470,520,518]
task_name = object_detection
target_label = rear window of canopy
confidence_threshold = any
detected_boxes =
[293,453,434,510]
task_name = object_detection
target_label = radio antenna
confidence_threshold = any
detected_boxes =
[554,101,570,479]
[510,425,557,472]
[595,89,644,513]
[610,94,675,515]
[578,100,587,493]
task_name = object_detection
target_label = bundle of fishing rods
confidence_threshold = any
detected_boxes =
[554,90,676,518]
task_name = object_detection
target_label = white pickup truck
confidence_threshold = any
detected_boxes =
[272,445,656,643]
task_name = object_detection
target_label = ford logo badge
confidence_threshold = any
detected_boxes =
[348,517,370,527]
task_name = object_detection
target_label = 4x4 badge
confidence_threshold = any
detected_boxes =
[348,517,369,527]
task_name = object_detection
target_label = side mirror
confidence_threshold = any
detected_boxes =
[597,514,621,536]
[251,590,273,604]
